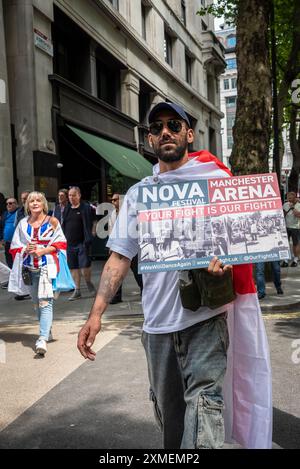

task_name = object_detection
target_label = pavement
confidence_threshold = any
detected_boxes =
[257,263,300,312]
[0,256,300,449]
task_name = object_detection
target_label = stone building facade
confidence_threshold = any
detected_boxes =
[1,0,225,201]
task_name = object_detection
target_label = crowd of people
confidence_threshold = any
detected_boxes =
[0,101,298,449]
[255,190,300,299]
[0,186,145,356]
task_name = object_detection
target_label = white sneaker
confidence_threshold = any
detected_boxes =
[35,338,47,355]
[68,290,82,301]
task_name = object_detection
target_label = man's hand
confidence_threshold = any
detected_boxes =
[207,256,232,276]
[77,251,131,360]
[77,315,102,360]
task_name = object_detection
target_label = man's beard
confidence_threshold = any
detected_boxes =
[155,135,188,163]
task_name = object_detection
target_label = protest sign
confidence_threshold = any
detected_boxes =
[137,173,290,273]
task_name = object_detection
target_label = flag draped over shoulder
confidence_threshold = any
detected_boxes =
[187,151,272,449]
[8,217,67,296]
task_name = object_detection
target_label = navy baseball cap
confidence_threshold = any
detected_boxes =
[148,102,191,127]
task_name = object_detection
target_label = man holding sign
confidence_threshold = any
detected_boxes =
[77,102,272,449]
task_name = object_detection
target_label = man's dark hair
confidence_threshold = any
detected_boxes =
[58,188,69,196]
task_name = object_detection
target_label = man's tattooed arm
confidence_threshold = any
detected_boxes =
[89,252,131,317]
[97,253,130,303]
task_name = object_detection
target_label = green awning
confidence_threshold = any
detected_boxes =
[67,125,153,180]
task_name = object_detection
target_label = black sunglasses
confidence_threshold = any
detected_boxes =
[149,119,185,136]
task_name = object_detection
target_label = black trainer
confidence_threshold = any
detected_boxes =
[14,294,31,301]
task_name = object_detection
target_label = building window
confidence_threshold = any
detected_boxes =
[207,74,215,104]
[164,29,173,66]
[226,58,237,69]
[52,7,91,92]
[108,0,119,8]
[201,0,206,6]
[141,3,147,40]
[201,20,208,31]
[93,43,123,109]
[227,35,236,48]
[97,61,116,106]
[226,114,235,130]
[223,79,230,90]
[181,1,186,26]
[231,77,237,89]
[227,135,234,149]
[209,127,216,154]
[185,52,192,85]
[225,96,237,107]
[139,79,154,125]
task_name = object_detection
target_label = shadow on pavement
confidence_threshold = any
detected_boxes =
[0,393,161,449]
[0,325,161,449]
[273,407,300,449]
[273,318,300,340]
[0,329,38,351]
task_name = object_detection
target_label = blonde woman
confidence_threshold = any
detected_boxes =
[9,192,67,356]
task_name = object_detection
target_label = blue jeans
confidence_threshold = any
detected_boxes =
[29,271,53,341]
[141,313,229,449]
[256,261,281,296]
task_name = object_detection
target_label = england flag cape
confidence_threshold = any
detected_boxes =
[153,151,273,449]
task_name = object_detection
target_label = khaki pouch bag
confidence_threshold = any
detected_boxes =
[178,269,236,311]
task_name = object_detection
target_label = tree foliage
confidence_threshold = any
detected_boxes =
[197,0,237,23]
[198,0,300,187]
[274,0,300,191]
[198,1,271,175]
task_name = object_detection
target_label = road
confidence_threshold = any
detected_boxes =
[0,264,299,448]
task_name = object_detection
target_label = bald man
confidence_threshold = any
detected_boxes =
[0,197,18,269]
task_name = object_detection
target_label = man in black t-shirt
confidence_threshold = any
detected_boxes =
[63,187,96,300]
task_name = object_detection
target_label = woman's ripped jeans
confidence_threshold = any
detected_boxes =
[30,270,53,341]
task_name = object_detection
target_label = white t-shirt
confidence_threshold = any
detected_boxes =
[107,159,233,334]
[283,201,300,229]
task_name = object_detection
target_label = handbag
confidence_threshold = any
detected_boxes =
[53,251,75,292]
[21,266,32,286]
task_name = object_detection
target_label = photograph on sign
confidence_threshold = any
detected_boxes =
[137,173,290,273]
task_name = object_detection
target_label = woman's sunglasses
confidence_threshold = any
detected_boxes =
[149,119,184,136]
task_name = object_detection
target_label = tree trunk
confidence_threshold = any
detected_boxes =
[229,0,272,175]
